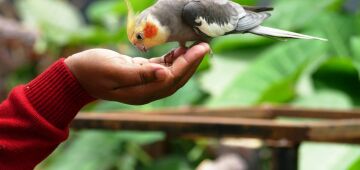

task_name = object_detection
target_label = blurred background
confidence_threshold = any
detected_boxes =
[1,0,360,169]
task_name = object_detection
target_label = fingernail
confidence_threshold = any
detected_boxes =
[200,43,210,51]
[155,68,166,81]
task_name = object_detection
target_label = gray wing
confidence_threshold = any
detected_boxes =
[182,0,272,37]
[236,11,271,33]
[182,0,245,38]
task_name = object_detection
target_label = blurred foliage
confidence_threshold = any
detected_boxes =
[2,0,359,169]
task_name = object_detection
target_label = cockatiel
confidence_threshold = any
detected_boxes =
[126,0,326,52]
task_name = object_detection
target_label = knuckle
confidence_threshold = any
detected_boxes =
[139,72,147,84]
[138,70,151,85]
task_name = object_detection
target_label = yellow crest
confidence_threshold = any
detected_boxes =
[124,0,138,41]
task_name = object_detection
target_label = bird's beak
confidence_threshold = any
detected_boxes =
[133,43,148,52]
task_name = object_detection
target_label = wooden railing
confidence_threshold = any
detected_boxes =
[71,106,360,170]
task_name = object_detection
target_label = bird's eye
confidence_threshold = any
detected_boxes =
[136,33,143,41]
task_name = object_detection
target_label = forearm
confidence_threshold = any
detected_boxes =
[0,59,94,169]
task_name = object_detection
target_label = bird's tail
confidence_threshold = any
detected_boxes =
[249,26,327,41]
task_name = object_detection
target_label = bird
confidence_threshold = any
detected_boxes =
[125,0,327,53]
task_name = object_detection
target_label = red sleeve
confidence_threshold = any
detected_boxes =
[0,59,95,170]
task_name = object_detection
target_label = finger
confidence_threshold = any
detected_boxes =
[132,57,150,65]
[173,56,204,90]
[110,69,173,104]
[145,50,207,100]
[111,83,160,104]
[160,55,205,98]
[170,43,210,80]
[114,63,166,88]
[118,56,205,104]
[149,47,187,64]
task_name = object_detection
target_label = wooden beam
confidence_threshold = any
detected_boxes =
[72,106,360,144]
[72,113,310,141]
[79,106,360,119]
[270,106,360,119]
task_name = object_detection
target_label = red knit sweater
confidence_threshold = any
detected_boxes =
[0,59,94,169]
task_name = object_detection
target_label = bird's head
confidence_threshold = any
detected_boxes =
[125,0,170,52]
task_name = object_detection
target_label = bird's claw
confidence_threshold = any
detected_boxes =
[164,49,176,66]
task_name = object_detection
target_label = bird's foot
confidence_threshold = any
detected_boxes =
[164,49,176,66]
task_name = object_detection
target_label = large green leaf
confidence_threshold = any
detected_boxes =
[292,89,352,109]
[16,0,85,46]
[312,57,360,105]
[86,0,156,28]
[300,143,360,170]
[87,0,123,24]
[311,13,357,57]
[208,37,327,107]
[200,55,251,97]
[267,0,338,30]
[351,36,360,67]
[44,131,164,170]
[45,131,122,170]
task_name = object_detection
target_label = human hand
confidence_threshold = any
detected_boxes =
[65,43,210,105]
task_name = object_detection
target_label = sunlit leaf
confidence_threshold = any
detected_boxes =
[292,89,352,109]
[44,131,164,170]
[16,0,84,46]
[311,13,356,57]
[208,36,327,107]
[300,143,360,170]
[200,55,250,97]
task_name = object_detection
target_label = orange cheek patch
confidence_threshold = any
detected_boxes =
[144,22,158,38]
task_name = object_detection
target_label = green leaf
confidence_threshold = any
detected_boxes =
[16,0,85,46]
[45,131,164,170]
[349,157,360,170]
[45,131,122,170]
[211,34,274,53]
[87,0,122,23]
[266,0,337,30]
[312,57,360,105]
[311,13,357,57]
[200,55,250,97]
[116,131,165,145]
[116,154,137,170]
[208,37,327,107]
[351,36,360,65]
[300,143,360,170]
[127,0,156,12]
[292,89,352,109]
[140,156,191,170]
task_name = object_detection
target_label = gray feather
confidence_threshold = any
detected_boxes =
[235,11,271,33]
[182,0,243,38]
[249,26,328,41]
[243,6,274,12]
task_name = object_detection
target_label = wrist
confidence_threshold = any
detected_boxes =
[24,58,95,129]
